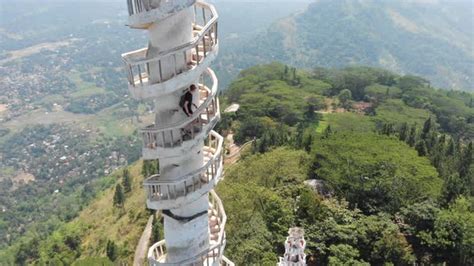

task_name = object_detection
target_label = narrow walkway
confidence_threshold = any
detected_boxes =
[133,215,154,266]
[224,133,254,166]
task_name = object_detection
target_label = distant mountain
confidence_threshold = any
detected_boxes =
[222,0,474,91]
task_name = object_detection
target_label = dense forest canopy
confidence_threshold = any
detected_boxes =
[217,63,474,265]
[224,63,474,142]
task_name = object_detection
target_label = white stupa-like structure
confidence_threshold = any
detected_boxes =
[278,228,307,266]
[122,0,233,265]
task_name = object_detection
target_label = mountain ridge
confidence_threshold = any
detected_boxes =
[222,0,473,91]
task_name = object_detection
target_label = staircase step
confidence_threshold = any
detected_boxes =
[210,224,219,231]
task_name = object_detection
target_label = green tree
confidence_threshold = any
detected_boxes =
[142,160,159,177]
[437,134,447,154]
[459,142,473,178]
[328,244,369,266]
[398,201,440,264]
[399,122,409,141]
[323,125,333,139]
[64,235,81,251]
[432,197,474,265]
[398,75,429,91]
[296,187,323,224]
[422,117,433,140]
[15,244,32,266]
[416,140,428,156]
[381,123,395,136]
[106,240,118,262]
[331,68,376,100]
[142,160,150,177]
[304,96,323,122]
[113,184,125,207]
[301,128,316,152]
[311,132,442,214]
[294,122,306,149]
[356,215,416,265]
[441,174,466,205]
[15,237,40,265]
[122,169,132,193]
[426,132,437,152]
[446,138,456,156]
[338,89,353,109]
[400,198,474,265]
[408,125,417,147]
[258,133,270,153]
[151,215,162,243]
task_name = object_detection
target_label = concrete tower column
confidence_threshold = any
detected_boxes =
[122,1,234,264]
[146,7,208,262]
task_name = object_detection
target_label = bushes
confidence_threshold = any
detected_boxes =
[310,131,442,214]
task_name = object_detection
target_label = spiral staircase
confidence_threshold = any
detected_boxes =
[122,1,233,265]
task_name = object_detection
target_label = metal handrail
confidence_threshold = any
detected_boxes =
[140,98,219,150]
[127,0,196,18]
[148,190,227,265]
[141,68,217,133]
[124,1,217,63]
[124,3,217,65]
[140,83,220,150]
[122,1,218,87]
[143,131,223,201]
[221,256,235,266]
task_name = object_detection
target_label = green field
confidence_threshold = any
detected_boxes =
[68,71,108,98]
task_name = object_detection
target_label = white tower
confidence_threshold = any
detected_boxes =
[122,1,233,265]
[278,228,307,266]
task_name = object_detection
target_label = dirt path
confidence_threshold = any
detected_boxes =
[224,133,254,166]
[134,215,154,266]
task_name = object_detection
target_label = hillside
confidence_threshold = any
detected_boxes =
[222,0,474,91]
[217,63,474,265]
[0,161,154,265]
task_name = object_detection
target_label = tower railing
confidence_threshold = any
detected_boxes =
[122,1,218,90]
[148,190,227,266]
[221,256,235,266]
[140,69,219,150]
[127,0,195,17]
[127,0,197,28]
[144,131,223,204]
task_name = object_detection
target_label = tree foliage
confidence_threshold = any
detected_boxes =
[311,131,442,214]
[217,63,474,265]
[113,184,125,208]
[122,169,132,193]
[105,240,117,262]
